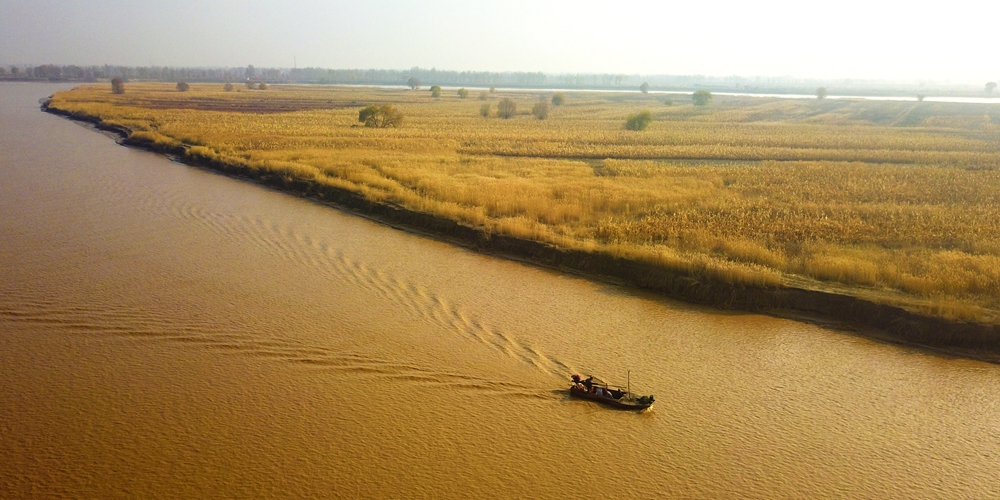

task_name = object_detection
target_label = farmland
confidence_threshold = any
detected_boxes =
[46,83,1000,323]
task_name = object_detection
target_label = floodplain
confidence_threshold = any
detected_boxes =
[47,83,1000,323]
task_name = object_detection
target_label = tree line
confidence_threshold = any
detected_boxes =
[5,64,996,97]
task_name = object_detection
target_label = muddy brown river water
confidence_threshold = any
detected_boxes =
[2,83,1000,498]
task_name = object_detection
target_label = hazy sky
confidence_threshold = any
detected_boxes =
[1,0,996,82]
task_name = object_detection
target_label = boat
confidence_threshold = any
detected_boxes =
[568,373,654,410]
[569,385,653,410]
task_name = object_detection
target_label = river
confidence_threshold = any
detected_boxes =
[2,83,999,499]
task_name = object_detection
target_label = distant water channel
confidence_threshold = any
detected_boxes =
[3,83,1000,499]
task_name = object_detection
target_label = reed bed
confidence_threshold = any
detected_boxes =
[48,83,1000,322]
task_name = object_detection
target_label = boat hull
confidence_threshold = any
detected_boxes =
[569,386,652,410]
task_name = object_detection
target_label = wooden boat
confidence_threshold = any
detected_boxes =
[569,385,653,411]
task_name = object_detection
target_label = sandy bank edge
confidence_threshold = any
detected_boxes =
[42,103,1000,363]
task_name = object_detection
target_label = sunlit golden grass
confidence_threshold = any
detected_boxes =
[48,83,1000,322]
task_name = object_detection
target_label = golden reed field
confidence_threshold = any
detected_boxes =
[47,83,1000,322]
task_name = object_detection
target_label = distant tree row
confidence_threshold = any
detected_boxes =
[8,63,999,98]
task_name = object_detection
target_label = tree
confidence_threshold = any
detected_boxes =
[497,98,516,118]
[111,77,125,94]
[223,82,234,92]
[457,88,469,98]
[246,80,255,89]
[358,105,404,128]
[407,77,421,90]
[258,82,268,90]
[176,81,190,92]
[532,100,550,119]
[480,103,491,117]
[639,82,649,94]
[0,67,6,77]
[624,110,653,130]
[430,85,442,98]
[987,82,998,94]
[245,65,256,80]
[692,90,713,106]
[551,93,565,106]
[489,85,495,94]
[816,87,828,100]
[917,94,926,102]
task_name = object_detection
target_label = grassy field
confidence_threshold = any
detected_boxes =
[48,83,1000,322]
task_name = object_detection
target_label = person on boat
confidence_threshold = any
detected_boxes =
[594,387,618,399]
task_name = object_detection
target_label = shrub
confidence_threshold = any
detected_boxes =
[639,82,649,94]
[430,85,441,98]
[624,110,653,130]
[223,82,234,92]
[551,93,565,106]
[246,81,255,89]
[532,100,550,120]
[358,105,403,128]
[111,77,125,94]
[489,85,495,93]
[816,87,828,100]
[407,77,421,90]
[258,82,268,90]
[692,90,713,106]
[497,98,516,119]
[457,88,469,98]
[479,91,488,100]
[176,81,190,92]
[480,103,491,117]
[663,98,674,106]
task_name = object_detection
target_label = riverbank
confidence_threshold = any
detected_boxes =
[42,101,1000,363]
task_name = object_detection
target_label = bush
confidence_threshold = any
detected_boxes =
[407,77,421,90]
[111,77,125,94]
[639,82,649,94]
[358,105,403,128]
[551,93,565,106]
[479,91,488,101]
[430,85,441,98]
[223,82,234,92]
[489,85,495,94]
[497,98,516,119]
[624,110,653,130]
[176,81,190,92]
[246,81,255,89]
[480,103,491,117]
[663,98,674,106]
[816,87,828,100]
[258,82,268,90]
[457,88,469,98]
[532,100,550,120]
[692,90,713,106]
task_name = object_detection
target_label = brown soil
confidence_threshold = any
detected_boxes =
[123,97,364,113]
